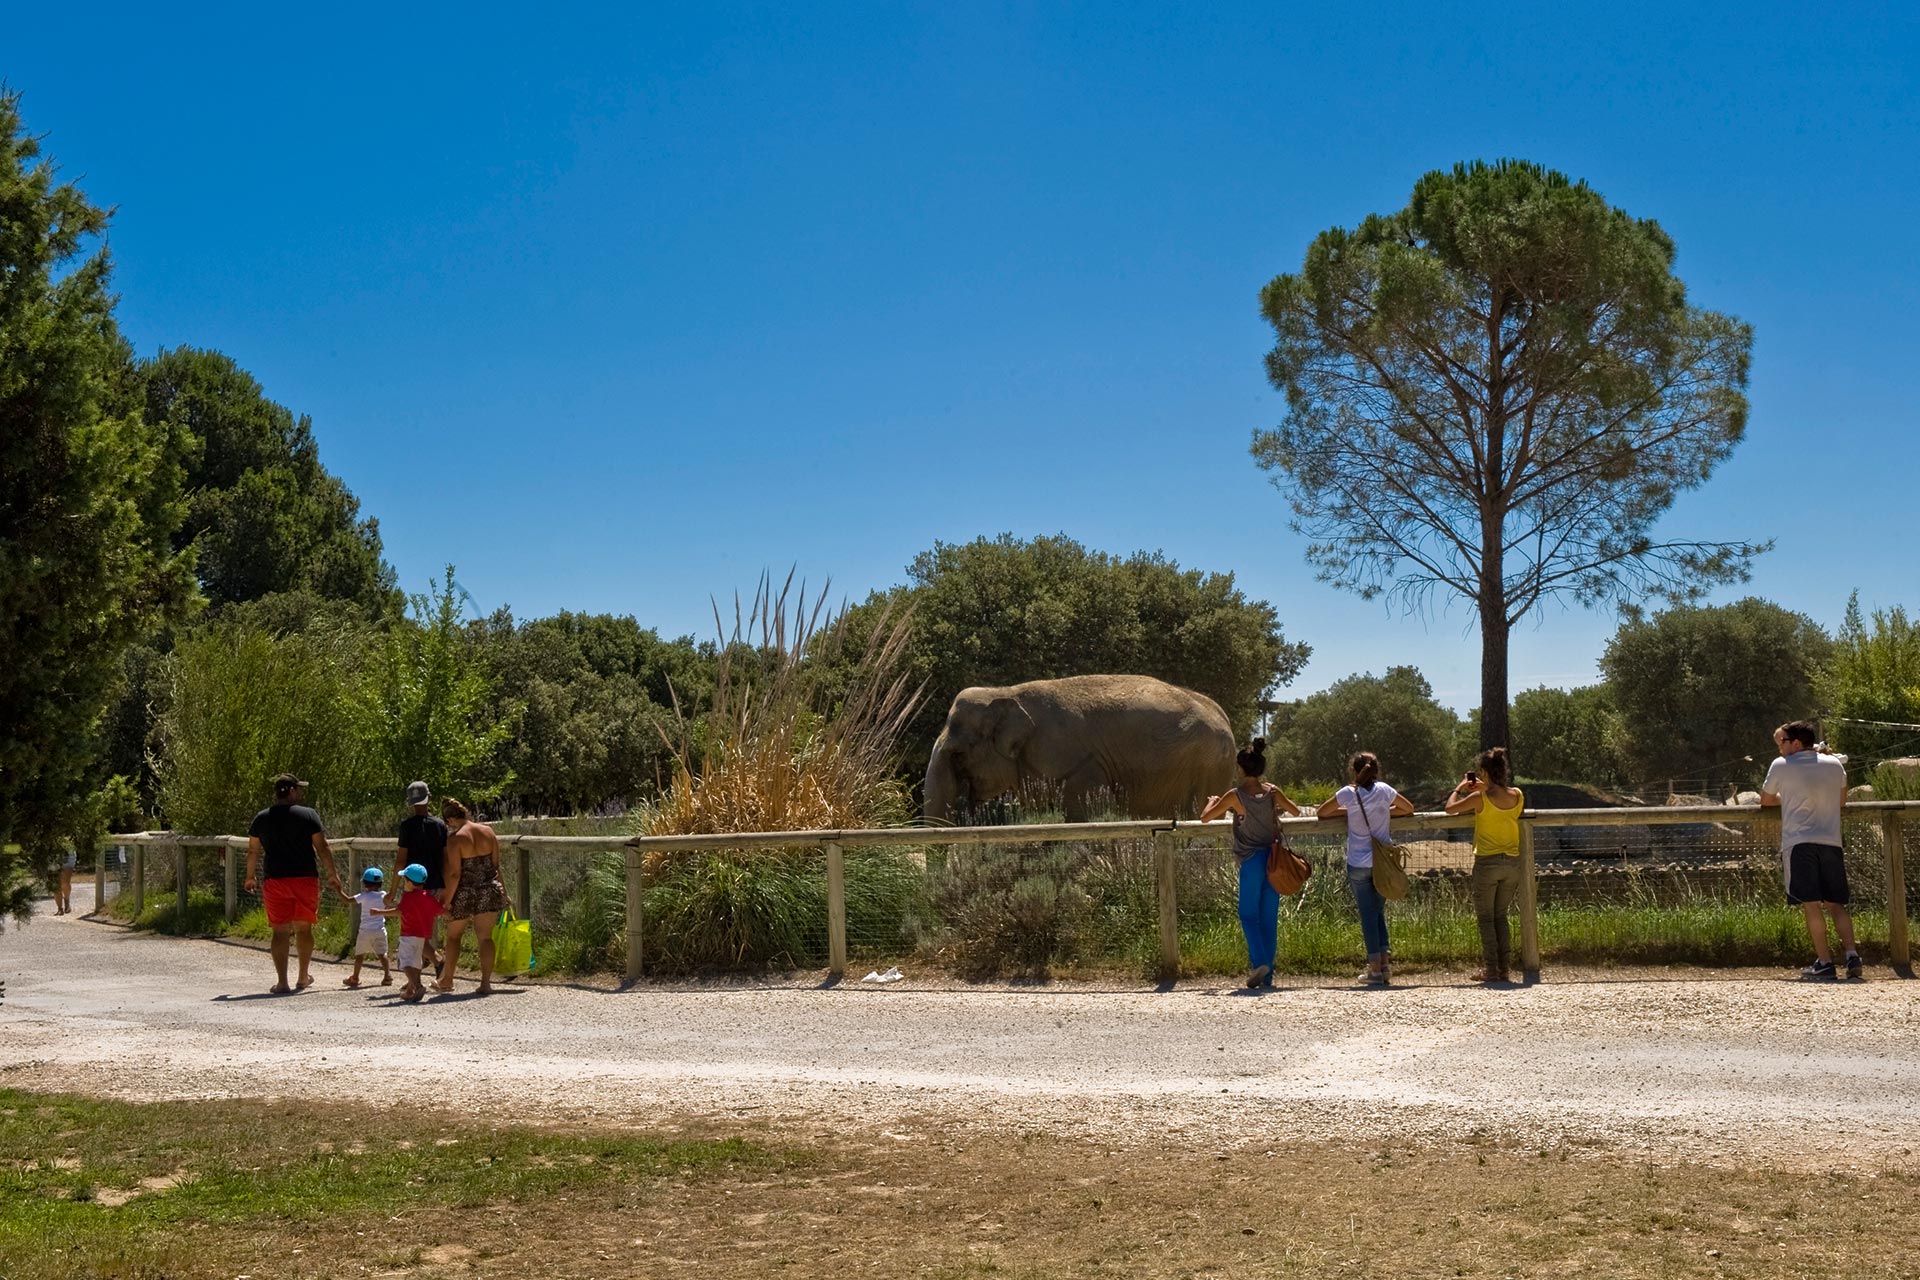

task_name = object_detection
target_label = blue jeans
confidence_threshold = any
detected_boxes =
[1347,865,1389,960]
[1237,848,1280,970]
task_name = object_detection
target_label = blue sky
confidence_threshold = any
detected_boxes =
[12,2,1917,709]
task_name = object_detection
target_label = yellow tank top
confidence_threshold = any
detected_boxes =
[1473,789,1523,857]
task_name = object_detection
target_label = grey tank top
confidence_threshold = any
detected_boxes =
[1230,784,1278,857]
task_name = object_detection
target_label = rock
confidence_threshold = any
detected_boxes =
[1878,758,1920,783]
[1731,791,1762,806]
[1847,785,1876,801]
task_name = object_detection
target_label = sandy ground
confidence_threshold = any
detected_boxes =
[3,885,1917,1167]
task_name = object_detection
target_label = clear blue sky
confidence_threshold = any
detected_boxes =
[12,3,1917,709]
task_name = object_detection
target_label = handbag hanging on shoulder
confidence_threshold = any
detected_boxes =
[1266,838,1312,896]
[1353,785,1410,901]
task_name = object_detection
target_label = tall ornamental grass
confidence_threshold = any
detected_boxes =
[638,573,926,971]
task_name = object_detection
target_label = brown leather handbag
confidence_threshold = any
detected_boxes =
[1266,839,1312,896]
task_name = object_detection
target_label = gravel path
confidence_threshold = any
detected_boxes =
[4,888,1917,1165]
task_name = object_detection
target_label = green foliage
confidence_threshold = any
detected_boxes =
[1828,593,1920,765]
[134,346,398,614]
[928,844,1101,978]
[1600,598,1831,788]
[1511,684,1628,788]
[1255,158,1762,750]
[637,848,923,972]
[1269,666,1461,784]
[0,91,197,870]
[839,534,1310,770]
[356,567,513,804]
[155,616,372,833]
[482,609,714,815]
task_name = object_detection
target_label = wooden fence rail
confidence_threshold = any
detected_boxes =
[99,801,1919,983]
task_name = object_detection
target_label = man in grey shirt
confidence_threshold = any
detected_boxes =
[1758,720,1859,980]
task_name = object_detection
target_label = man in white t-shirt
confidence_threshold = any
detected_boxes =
[1758,720,1859,980]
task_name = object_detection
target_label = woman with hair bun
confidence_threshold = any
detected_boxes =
[1445,747,1524,983]
[1318,751,1415,986]
[1198,737,1302,989]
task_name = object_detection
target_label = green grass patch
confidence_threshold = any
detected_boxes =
[0,1089,788,1279]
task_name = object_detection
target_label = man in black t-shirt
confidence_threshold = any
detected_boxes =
[396,780,450,971]
[245,773,343,993]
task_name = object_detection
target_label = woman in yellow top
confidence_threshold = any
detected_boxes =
[1445,747,1523,984]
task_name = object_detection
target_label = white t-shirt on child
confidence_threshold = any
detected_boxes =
[353,890,390,948]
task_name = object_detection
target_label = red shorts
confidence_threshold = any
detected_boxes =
[263,876,321,927]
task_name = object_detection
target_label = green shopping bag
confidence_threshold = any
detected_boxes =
[494,905,534,976]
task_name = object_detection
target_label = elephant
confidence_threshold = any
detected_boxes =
[922,674,1238,824]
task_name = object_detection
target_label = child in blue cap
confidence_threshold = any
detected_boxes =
[377,864,444,1002]
[338,867,393,987]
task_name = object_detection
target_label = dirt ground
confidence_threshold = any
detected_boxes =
[5,886,1919,1168]
[8,888,1920,1276]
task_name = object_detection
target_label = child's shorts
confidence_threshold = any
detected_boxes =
[397,935,427,970]
[354,926,388,958]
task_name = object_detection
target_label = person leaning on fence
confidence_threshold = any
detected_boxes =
[1318,751,1414,987]
[1445,748,1523,985]
[437,798,509,996]
[1759,721,1861,980]
[244,773,345,994]
[1198,737,1303,990]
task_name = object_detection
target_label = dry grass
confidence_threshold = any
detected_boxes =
[5,1089,1915,1279]
[648,569,923,842]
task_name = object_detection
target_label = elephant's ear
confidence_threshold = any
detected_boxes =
[990,696,1035,760]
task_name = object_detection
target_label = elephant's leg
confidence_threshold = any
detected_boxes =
[1060,762,1108,824]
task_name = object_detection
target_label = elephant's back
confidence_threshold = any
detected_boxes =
[1019,675,1233,742]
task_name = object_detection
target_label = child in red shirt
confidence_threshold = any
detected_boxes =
[376,863,444,1002]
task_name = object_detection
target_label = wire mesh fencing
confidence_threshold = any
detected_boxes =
[95,805,1919,981]
[1533,809,1909,968]
[908,833,1161,977]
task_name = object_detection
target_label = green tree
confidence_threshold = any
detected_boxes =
[1269,666,1461,785]
[1254,159,1763,755]
[154,618,372,834]
[1510,684,1626,788]
[135,346,397,613]
[0,91,197,889]
[1599,598,1831,791]
[837,534,1311,772]
[1827,593,1920,765]
[482,609,714,814]
[356,568,513,804]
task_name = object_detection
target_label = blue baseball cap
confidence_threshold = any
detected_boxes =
[401,863,429,884]
[361,867,384,885]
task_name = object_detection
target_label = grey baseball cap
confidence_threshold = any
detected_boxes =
[404,781,431,806]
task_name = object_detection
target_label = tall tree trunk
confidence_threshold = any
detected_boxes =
[1479,601,1510,754]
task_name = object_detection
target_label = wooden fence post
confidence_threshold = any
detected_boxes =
[93,844,106,917]
[624,844,644,983]
[175,842,190,924]
[515,843,533,921]
[1154,831,1180,983]
[224,840,238,925]
[130,842,145,919]
[825,842,847,978]
[1883,812,1910,971]
[1518,824,1542,981]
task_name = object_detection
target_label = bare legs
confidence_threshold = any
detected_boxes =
[437,915,498,994]
[56,867,73,914]
[269,924,316,992]
[1802,901,1858,964]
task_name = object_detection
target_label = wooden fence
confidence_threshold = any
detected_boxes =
[98,801,1916,983]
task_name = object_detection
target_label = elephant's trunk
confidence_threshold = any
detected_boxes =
[923,741,961,824]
